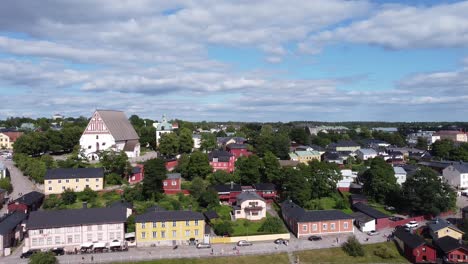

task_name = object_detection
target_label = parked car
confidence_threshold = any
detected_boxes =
[385,206,396,211]
[308,235,322,241]
[237,240,253,246]
[405,221,418,229]
[367,230,380,236]
[389,216,404,221]
[50,248,65,256]
[274,238,289,245]
[20,250,40,258]
[196,243,211,249]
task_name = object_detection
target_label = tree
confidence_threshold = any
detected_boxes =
[175,153,190,178]
[415,137,428,150]
[207,170,233,185]
[304,160,342,199]
[361,157,399,204]
[235,155,262,185]
[261,151,282,184]
[290,127,310,145]
[129,114,145,128]
[342,236,365,257]
[200,133,216,152]
[198,190,220,209]
[138,125,157,150]
[213,220,234,236]
[43,194,62,209]
[61,126,83,151]
[400,167,456,216]
[62,188,77,205]
[100,150,131,177]
[46,130,63,153]
[190,177,207,200]
[432,139,455,160]
[178,128,194,154]
[142,158,167,199]
[29,251,58,264]
[282,167,311,207]
[123,183,145,202]
[79,187,98,203]
[158,133,179,157]
[0,178,13,193]
[106,172,123,185]
[258,217,284,233]
[187,151,212,180]
[216,130,227,137]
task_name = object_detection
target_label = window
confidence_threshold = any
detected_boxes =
[422,247,426,252]
[47,237,52,245]
[195,220,199,226]
[74,234,80,242]
[185,230,190,237]
[66,179,69,183]
[39,230,44,234]
[96,185,99,188]
[344,222,349,229]
[58,180,61,183]
[55,236,60,244]
[96,178,99,182]
[236,211,240,215]
[186,220,190,226]
[163,182,168,186]
[38,238,44,245]
[48,187,52,191]
[162,222,166,228]
[87,234,92,242]
[141,223,146,229]
[97,225,103,231]
[173,221,177,227]
[161,231,166,238]
[32,238,37,246]
[172,181,176,186]
[302,225,307,231]
[141,232,146,239]
[67,235,73,243]
[86,179,89,182]
[195,230,199,236]
[152,231,157,238]
[62,186,65,190]
[116,232,121,239]
[110,232,114,240]
[330,223,335,230]
[74,226,80,232]
[87,226,92,231]
[312,224,318,231]
[102,142,106,146]
[97,233,103,240]
[153,222,157,228]
[322,223,327,230]
[48,180,51,184]
[172,231,177,238]
[88,145,91,149]
[96,135,99,139]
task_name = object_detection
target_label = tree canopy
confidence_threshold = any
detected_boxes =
[361,157,399,204]
[142,158,167,200]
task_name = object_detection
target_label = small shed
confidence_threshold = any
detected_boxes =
[351,212,375,232]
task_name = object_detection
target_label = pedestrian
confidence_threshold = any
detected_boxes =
[91,255,94,262]
[221,248,224,255]
[211,248,214,255]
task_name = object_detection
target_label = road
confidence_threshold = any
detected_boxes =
[0,156,40,215]
[2,228,391,264]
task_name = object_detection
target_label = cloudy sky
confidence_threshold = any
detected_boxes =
[0,0,467,122]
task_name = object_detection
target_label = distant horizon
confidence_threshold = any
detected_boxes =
[0,1,467,121]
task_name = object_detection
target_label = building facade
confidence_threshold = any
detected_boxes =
[80,110,140,160]
[163,173,182,195]
[443,163,468,189]
[25,207,126,252]
[0,212,27,256]
[44,168,104,195]
[226,144,252,159]
[232,192,266,221]
[0,129,23,150]
[435,130,468,143]
[356,149,377,161]
[289,150,321,164]
[153,115,177,146]
[208,150,235,172]
[135,210,205,246]
[393,166,407,185]
[394,227,437,264]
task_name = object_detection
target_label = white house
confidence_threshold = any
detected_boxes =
[351,212,375,232]
[153,115,177,146]
[356,148,378,161]
[338,169,358,191]
[393,166,407,185]
[443,162,468,189]
[232,192,266,221]
[192,134,201,149]
[79,110,140,161]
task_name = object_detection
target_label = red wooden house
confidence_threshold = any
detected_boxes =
[394,227,437,263]
[163,173,187,195]
[165,159,178,172]
[208,150,235,173]
[435,236,468,263]
[129,164,144,184]
[226,143,252,159]
[7,191,44,214]
[252,183,277,201]
[212,183,277,204]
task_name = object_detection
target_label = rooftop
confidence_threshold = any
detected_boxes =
[95,110,139,141]
[44,168,104,180]
[0,211,27,235]
[281,200,352,223]
[394,227,427,249]
[353,202,389,219]
[236,191,264,204]
[435,236,468,253]
[135,210,204,222]
[166,173,181,179]
[10,191,44,206]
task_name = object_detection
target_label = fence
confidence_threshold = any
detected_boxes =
[388,216,425,228]
[210,233,291,244]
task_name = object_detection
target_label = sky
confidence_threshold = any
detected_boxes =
[0,0,467,122]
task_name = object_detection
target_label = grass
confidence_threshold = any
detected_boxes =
[294,242,409,264]
[230,214,287,236]
[119,253,290,264]
[367,202,394,215]
[44,190,123,210]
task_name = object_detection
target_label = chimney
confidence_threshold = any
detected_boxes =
[230,181,234,190]
[82,202,88,209]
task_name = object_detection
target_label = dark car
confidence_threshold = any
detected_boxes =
[50,248,65,256]
[308,235,322,241]
[20,250,40,258]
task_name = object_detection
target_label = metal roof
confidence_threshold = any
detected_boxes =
[0,211,27,235]
[236,191,264,204]
[353,202,389,219]
[96,110,139,141]
[135,210,204,222]
[281,200,352,223]
[10,191,44,206]
[393,227,426,249]
[44,168,104,180]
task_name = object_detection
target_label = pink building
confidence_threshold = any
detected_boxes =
[208,150,235,172]
[226,144,252,159]
[163,173,187,195]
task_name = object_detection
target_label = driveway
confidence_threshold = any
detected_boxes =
[0,157,40,215]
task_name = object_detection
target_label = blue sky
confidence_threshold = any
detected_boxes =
[0,0,467,122]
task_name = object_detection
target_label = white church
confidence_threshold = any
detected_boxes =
[80,110,140,160]
[153,115,178,146]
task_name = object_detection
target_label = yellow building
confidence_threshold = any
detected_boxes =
[135,210,206,246]
[429,219,464,240]
[0,130,23,150]
[289,150,321,164]
[44,168,104,195]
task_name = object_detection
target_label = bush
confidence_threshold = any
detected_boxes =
[29,251,57,264]
[374,245,398,259]
[123,184,145,202]
[61,188,77,205]
[0,178,13,193]
[213,220,234,236]
[342,236,365,257]
[258,217,284,233]
[43,195,62,210]
[79,187,98,202]
[105,172,123,185]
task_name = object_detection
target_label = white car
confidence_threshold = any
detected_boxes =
[405,221,418,229]
[237,240,253,246]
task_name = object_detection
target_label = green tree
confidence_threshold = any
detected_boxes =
[342,236,365,257]
[415,137,428,150]
[100,150,131,177]
[158,133,179,157]
[178,128,194,154]
[200,133,216,152]
[432,139,455,160]
[261,151,282,184]
[401,167,456,216]
[258,217,284,233]
[226,126,236,133]
[190,177,207,200]
[29,251,58,264]
[213,220,234,236]
[289,127,310,145]
[129,114,145,128]
[43,194,62,209]
[46,130,63,153]
[175,153,190,178]
[235,155,262,185]
[198,190,220,209]
[79,187,98,203]
[304,160,342,199]
[187,151,212,180]
[105,172,123,185]
[207,170,233,185]
[0,178,13,193]
[40,155,56,169]
[62,188,77,205]
[361,157,399,204]
[282,167,311,207]
[142,158,167,199]
[137,125,156,150]
[216,130,227,137]
[61,126,84,151]
[123,184,145,202]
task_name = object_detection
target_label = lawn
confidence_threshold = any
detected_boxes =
[230,214,287,236]
[367,202,394,215]
[119,254,290,264]
[294,242,409,264]
[44,190,123,210]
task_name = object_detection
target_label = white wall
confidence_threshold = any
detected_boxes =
[443,166,464,188]
[80,133,116,160]
[357,220,376,232]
